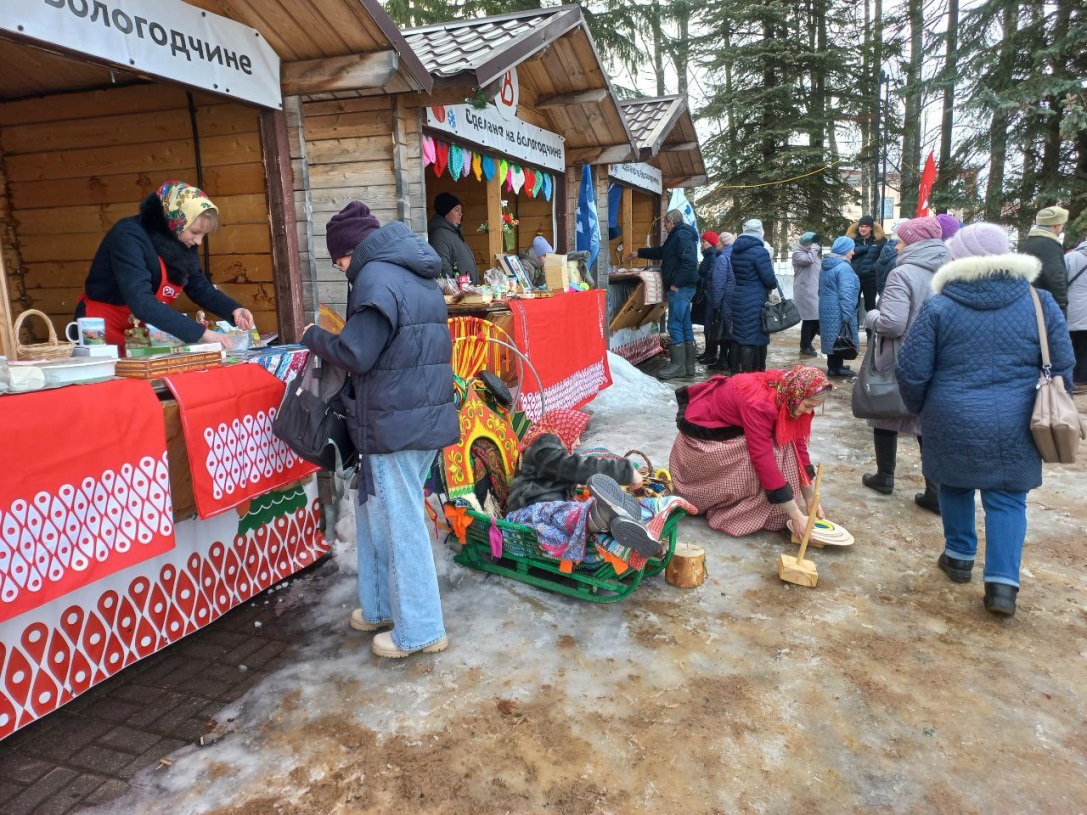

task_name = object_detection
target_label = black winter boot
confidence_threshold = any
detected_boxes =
[737,345,757,373]
[915,479,941,515]
[684,342,698,376]
[861,429,897,495]
[696,341,718,364]
[657,343,687,380]
[983,582,1018,617]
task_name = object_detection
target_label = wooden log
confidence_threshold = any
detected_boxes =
[665,543,706,588]
[282,51,400,96]
[259,108,303,344]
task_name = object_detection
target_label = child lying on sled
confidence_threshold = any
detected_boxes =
[504,409,659,562]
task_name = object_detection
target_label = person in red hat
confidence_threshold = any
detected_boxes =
[692,231,722,366]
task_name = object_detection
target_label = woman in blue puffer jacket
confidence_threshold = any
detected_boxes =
[728,219,778,372]
[897,223,1074,618]
[818,237,860,377]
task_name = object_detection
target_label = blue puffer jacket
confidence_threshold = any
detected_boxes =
[729,234,778,345]
[818,254,860,355]
[707,246,735,335]
[897,253,1074,491]
[318,222,459,456]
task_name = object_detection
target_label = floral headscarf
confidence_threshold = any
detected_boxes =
[730,365,831,446]
[518,409,591,453]
[157,181,218,238]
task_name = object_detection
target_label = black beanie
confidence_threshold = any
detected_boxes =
[858,214,875,227]
[434,192,461,217]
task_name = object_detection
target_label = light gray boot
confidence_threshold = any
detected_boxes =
[684,341,697,376]
[657,342,687,380]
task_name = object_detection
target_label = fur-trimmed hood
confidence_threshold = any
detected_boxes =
[931,252,1039,294]
[846,221,887,241]
[137,192,200,286]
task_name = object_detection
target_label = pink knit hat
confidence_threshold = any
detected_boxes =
[895,216,942,246]
[946,223,1010,260]
[935,213,960,240]
[719,231,736,247]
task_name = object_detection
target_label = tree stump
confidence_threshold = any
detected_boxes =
[666,543,706,588]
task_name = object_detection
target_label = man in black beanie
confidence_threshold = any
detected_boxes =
[428,191,479,284]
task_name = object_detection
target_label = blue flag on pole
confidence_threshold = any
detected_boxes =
[667,188,701,264]
[575,165,600,270]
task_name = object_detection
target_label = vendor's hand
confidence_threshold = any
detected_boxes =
[624,252,637,264]
[232,308,256,331]
[199,329,225,346]
[303,323,316,335]
[630,468,645,489]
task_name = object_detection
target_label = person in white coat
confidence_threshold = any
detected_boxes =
[791,232,821,356]
[1064,231,1087,394]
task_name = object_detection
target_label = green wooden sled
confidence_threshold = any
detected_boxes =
[452,506,686,603]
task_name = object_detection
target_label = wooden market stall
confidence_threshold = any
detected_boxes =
[283,5,638,420]
[606,95,707,364]
[0,0,429,740]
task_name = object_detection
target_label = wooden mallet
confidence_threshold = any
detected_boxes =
[778,464,823,588]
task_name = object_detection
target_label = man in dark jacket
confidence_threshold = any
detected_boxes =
[302,201,459,660]
[1020,205,1069,314]
[627,209,700,379]
[692,231,720,361]
[846,215,887,312]
[427,192,479,284]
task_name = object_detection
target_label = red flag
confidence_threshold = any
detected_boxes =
[916,151,937,217]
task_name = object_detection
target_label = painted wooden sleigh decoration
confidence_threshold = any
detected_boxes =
[436,317,688,603]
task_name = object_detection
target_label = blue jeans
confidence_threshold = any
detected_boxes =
[940,486,1027,587]
[667,286,696,344]
[354,449,446,649]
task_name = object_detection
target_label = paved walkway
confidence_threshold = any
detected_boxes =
[0,559,330,814]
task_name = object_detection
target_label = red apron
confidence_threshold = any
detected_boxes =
[80,258,183,354]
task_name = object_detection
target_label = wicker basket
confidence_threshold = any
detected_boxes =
[13,309,75,361]
[624,449,673,495]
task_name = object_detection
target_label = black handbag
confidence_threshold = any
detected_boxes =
[761,286,802,334]
[831,323,858,360]
[851,335,910,419]
[272,354,358,471]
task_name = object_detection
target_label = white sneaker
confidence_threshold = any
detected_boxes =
[349,608,393,632]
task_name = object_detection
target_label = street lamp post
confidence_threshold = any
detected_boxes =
[879,70,890,225]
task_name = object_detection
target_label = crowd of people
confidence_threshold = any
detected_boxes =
[663,204,1081,619]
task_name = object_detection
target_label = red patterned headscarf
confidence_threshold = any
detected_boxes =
[518,409,591,453]
[729,365,831,445]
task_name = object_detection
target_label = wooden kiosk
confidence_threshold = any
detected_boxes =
[0,0,429,740]
[606,95,708,364]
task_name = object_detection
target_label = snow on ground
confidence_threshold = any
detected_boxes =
[80,341,1087,815]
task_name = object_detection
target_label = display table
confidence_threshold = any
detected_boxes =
[0,366,326,740]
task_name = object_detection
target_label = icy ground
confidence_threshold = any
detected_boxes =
[81,334,1087,815]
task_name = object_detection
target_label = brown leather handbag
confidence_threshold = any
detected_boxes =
[1028,287,1085,464]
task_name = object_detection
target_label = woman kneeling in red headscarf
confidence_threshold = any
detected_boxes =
[504,408,657,562]
[668,365,831,537]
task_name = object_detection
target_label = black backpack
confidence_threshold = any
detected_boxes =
[272,354,358,471]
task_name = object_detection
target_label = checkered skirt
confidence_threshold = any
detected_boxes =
[668,434,803,537]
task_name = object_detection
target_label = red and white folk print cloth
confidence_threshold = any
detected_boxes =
[0,379,175,624]
[510,291,612,422]
[163,365,319,519]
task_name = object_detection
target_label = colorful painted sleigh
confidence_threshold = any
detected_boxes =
[437,317,687,603]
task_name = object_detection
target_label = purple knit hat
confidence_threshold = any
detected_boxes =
[946,223,1009,260]
[935,213,960,240]
[326,201,381,260]
[895,216,942,246]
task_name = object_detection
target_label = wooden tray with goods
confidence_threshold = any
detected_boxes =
[115,351,223,379]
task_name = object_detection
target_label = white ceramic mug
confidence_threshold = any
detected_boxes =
[65,316,107,345]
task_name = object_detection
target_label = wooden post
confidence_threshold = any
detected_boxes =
[621,186,633,265]
[0,248,15,359]
[259,108,304,343]
[487,170,502,263]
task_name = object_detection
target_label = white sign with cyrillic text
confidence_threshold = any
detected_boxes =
[425,104,565,172]
[3,0,282,109]
[608,162,663,195]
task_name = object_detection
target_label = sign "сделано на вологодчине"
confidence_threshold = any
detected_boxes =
[2,0,281,109]
[425,104,565,173]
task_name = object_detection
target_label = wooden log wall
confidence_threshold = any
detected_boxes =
[0,84,277,338]
[291,95,426,319]
[627,192,662,266]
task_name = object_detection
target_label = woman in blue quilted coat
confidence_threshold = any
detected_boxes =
[728,219,779,372]
[897,223,1074,618]
[818,237,860,377]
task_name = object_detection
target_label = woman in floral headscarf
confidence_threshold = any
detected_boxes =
[504,409,657,559]
[668,365,831,536]
[76,181,255,350]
